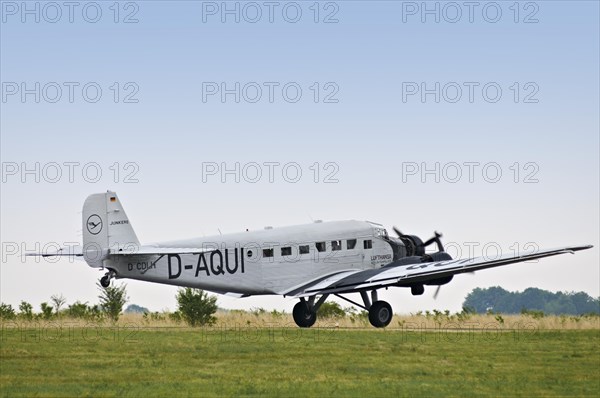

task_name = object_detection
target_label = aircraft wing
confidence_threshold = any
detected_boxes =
[284,245,593,297]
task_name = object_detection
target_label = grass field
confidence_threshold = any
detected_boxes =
[1,316,599,397]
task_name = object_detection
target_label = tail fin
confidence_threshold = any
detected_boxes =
[82,191,140,267]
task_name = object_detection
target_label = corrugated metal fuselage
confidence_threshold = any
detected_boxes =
[106,220,396,295]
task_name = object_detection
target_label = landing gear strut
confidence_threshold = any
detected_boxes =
[333,289,394,328]
[362,290,393,328]
[100,270,116,288]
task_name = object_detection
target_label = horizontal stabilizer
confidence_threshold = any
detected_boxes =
[25,245,213,257]
[25,246,83,257]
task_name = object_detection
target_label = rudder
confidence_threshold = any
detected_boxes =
[82,191,140,267]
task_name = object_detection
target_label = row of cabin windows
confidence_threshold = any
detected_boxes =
[261,239,372,258]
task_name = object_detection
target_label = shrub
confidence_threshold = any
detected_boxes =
[521,308,545,319]
[270,309,286,319]
[68,301,91,318]
[318,302,346,319]
[0,303,16,320]
[50,294,66,314]
[40,302,54,320]
[176,288,217,327]
[18,301,33,320]
[169,311,182,323]
[250,307,266,317]
[98,283,128,322]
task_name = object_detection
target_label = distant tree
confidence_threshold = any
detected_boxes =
[520,288,554,312]
[40,302,54,320]
[569,291,600,314]
[98,283,128,322]
[50,294,67,314]
[18,301,33,320]
[67,301,91,318]
[317,302,346,318]
[176,288,217,327]
[0,303,16,320]
[464,287,509,313]
[125,304,149,314]
[463,287,600,315]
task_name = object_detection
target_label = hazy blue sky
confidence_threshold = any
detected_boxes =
[1,0,598,313]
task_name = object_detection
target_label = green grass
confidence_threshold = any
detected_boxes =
[1,325,599,397]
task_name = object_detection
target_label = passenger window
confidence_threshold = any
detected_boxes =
[331,240,342,251]
[299,245,309,254]
[281,247,292,256]
[263,248,273,258]
[315,242,326,252]
[364,240,373,249]
[347,239,357,250]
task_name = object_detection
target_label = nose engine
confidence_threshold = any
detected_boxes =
[390,227,447,259]
[387,227,454,297]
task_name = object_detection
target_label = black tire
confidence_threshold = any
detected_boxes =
[293,302,317,328]
[369,301,393,328]
[100,276,110,288]
[411,284,425,296]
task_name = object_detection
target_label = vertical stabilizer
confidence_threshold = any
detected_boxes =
[82,191,140,267]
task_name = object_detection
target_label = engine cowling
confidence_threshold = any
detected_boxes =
[399,235,425,256]
[424,275,454,286]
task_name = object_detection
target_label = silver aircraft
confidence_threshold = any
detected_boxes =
[29,191,593,328]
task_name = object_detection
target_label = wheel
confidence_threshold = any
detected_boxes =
[411,284,425,296]
[368,301,393,328]
[100,275,110,288]
[293,301,317,328]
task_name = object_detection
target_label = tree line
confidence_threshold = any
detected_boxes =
[0,284,218,326]
[463,287,600,315]
[0,283,128,322]
[2,285,598,325]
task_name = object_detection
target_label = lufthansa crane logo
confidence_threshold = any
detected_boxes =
[86,214,103,235]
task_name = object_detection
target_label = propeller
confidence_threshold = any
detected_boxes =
[432,272,475,300]
[393,227,444,255]
[422,231,444,252]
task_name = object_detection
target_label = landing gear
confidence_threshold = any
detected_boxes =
[292,291,394,328]
[293,302,317,328]
[100,276,110,288]
[292,295,328,328]
[368,301,393,328]
[332,290,394,328]
[100,270,116,288]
